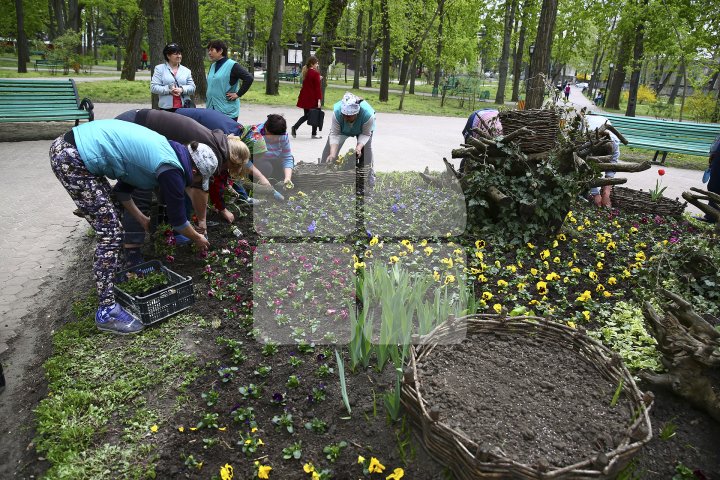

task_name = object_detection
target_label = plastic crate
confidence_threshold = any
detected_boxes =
[114,260,194,325]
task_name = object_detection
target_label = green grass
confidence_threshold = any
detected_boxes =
[34,292,204,479]
[621,147,707,170]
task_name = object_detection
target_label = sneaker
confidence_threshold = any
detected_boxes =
[95,304,144,335]
[291,126,297,138]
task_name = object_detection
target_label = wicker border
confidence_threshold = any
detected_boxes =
[292,162,371,191]
[401,314,653,480]
[611,186,686,217]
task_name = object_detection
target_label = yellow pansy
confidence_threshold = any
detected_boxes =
[506,265,517,273]
[557,233,567,241]
[596,262,603,270]
[178,426,185,432]
[424,246,434,256]
[606,241,617,251]
[576,290,592,302]
[635,251,646,262]
[482,291,493,301]
[530,268,539,276]
[433,271,440,282]
[552,240,559,248]
[342,246,351,253]
[494,260,501,268]
[478,274,488,283]
[369,236,379,246]
[577,225,584,231]
[536,281,548,295]
[389,256,399,264]
[257,464,272,479]
[150,424,158,433]
[540,249,550,260]
[545,272,560,281]
[497,279,508,288]
[419,239,428,247]
[596,284,605,292]
[441,257,454,268]
[444,274,456,285]
[517,282,527,291]
[357,456,366,464]
[571,267,581,274]
[582,311,590,321]
[387,467,405,480]
[567,321,576,329]
[553,256,561,264]
[608,277,617,285]
[475,239,486,249]
[588,271,598,281]
[603,290,613,297]
[369,457,386,473]
[220,463,234,480]
[493,303,503,313]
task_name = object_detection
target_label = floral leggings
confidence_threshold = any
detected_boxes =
[50,136,122,307]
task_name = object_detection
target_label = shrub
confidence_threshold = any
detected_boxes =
[686,92,715,122]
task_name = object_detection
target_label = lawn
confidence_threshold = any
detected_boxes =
[28,172,720,479]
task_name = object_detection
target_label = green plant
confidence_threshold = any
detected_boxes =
[384,368,403,421]
[217,366,239,383]
[286,374,301,389]
[230,406,257,427]
[649,168,668,201]
[272,412,295,433]
[254,365,272,378]
[316,363,334,378]
[323,440,348,463]
[610,379,624,407]
[659,420,677,440]
[289,355,303,367]
[196,412,219,429]
[262,341,279,356]
[201,389,219,407]
[304,418,327,433]
[239,431,264,456]
[311,385,327,402]
[202,437,219,448]
[238,383,262,400]
[673,462,696,480]
[282,441,303,460]
[335,350,352,415]
[116,270,168,296]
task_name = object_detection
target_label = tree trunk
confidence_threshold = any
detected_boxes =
[495,0,517,105]
[365,0,374,87]
[353,8,363,90]
[51,0,65,36]
[265,0,284,95]
[15,0,29,73]
[625,7,646,117]
[398,48,411,86]
[169,0,206,100]
[526,0,558,109]
[301,0,324,68]
[67,0,80,32]
[397,6,441,110]
[511,0,529,102]
[432,0,445,94]
[668,61,685,104]
[121,12,143,81]
[605,30,633,110]
[712,79,720,123]
[317,0,349,104]
[378,0,391,102]
[246,6,255,74]
[143,0,164,108]
[409,61,417,94]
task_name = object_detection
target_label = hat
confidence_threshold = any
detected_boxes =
[189,143,218,190]
[340,92,361,116]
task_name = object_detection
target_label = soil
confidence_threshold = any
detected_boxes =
[418,331,635,469]
[1,206,720,479]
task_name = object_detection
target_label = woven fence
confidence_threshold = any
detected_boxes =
[611,186,686,217]
[401,314,653,480]
[291,162,371,191]
[499,109,560,154]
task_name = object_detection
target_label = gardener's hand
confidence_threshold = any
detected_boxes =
[355,144,363,157]
[273,190,285,201]
[284,179,294,190]
[139,214,151,233]
[220,208,235,224]
[194,234,210,251]
[325,155,336,164]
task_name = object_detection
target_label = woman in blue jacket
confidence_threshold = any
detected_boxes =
[322,92,375,169]
[49,119,218,335]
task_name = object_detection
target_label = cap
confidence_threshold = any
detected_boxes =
[189,143,218,190]
[340,92,360,116]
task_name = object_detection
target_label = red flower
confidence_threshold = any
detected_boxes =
[658,169,666,176]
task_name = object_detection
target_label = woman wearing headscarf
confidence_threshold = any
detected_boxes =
[150,43,196,112]
[322,92,375,169]
[49,119,218,335]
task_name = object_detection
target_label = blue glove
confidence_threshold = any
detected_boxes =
[273,190,285,201]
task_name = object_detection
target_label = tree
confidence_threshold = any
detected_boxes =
[265,0,284,95]
[625,0,648,117]
[170,0,206,99]
[526,0,558,109]
[121,9,143,81]
[495,0,517,105]
[316,0,348,104]
[143,0,164,107]
[365,0,375,87]
[353,6,364,89]
[300,0,325,65]
[432,0,445,94]
[378,0,390,101]
[15,0,28,73]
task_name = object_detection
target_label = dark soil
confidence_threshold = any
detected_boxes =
[418,331,634,468]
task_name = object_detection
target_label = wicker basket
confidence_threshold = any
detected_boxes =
[401,314,653,480]
[499,109,560,154]
[292,161,371,191]
[611,186,686,217]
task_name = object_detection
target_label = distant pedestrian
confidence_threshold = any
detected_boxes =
[291,55,323,139]
[140,50,148,70]
[564,84,571,101]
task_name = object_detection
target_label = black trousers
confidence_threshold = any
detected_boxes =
[293,109,318,136]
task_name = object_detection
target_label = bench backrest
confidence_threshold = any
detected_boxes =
[0,79,81,112]
[591,112,720,155]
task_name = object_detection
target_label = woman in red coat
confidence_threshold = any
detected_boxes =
[291,55,323,139]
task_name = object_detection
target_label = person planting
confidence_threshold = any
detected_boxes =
[49,119,218,335]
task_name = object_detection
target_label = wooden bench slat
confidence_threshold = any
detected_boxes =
[0,79,93,125]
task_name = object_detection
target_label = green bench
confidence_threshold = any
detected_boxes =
[591,112,720,164]
[0,79,94,125]
[278,72,299,83]
[34,59,63,73]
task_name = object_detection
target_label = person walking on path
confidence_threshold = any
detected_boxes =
[322,92,376,173]
[564,84,571,101]
[291,55,323,139]
[140,50,148,70]
[206,40,253,121]
[150,43,195,112]
[49,119,216,335]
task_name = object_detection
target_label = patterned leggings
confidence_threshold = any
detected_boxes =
[50,136,123,307]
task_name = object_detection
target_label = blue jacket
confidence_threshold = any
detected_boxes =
[176,107,242,136]
[333,100,375,137]
[73,119,182,190]
[150,63,196,110]
[207,59,240,118]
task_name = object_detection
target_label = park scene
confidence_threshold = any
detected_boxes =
[1,0,720,479]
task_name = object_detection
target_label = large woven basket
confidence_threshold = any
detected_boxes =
[611,186,686,217]
[499,109,560,154]
[401,314,653,480]
[292,162,371,191]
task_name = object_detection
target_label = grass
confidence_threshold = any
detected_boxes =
[621,147,707,171]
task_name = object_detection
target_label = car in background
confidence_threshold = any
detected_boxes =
[576,82,589,89]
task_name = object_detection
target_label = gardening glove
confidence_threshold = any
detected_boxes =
[273,190,285,201]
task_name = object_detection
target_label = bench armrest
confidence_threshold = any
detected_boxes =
[79,98,95,121]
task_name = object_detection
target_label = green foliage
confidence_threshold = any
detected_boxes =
[588,302,663,372]
[116,270,168,296]
[282,441,303,460]
[686,92,717,122]
[323,441,348,463]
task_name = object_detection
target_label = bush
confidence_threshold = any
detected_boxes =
[637,85,657,104]
[648,101,675,119]
[686,92,716,122]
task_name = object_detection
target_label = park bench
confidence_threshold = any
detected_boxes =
[590,112,720,164]
[0,79,94,125]
[442,76,460,96]
[278,72,299,83]
[34,59,64,74]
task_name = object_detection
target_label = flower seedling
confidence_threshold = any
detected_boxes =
[323,441,347,463]
[316,364,334,378]
[272,412,295,433]
[297,341,315,354]
[262,341,279,357]
[239,428,264,456]
[201,389,219,407]
[254,365,272,378]
[282,441,303,460]
[311,385,327,403]
[196,412,219,429]
[230,406,256,427]
[304,417,327,433]
[116,270,168,296]
[271,392,287,407]
[238,383,262,400]
[202,437,219,449]
[289,355,303,368]
[286,375,301,389]
[217,366,238,383]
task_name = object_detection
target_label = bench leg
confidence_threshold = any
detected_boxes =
[652,151,660,163]
[661,151,668,165]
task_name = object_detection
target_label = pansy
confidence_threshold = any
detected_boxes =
[475,239,486,249]
[596,262,603,270]
[368,457,385,473]
[553,257,561,264]
[440,258,454,268]
[497,279,508,288]
[635,251,646,262]
[220,463,234,480]
[304,463,315,473]
[545,272,560,281]
[540,249,550,260]
[387,467,405,480]
[482,291,493,301]
[257,463,272,479]
[433,271,441,281]
[596,284,605,292]
[567,321,576,329]
[588,271,598,281]
[444,274,456,285]
[527,242,536,249]
[477,274,488,282]
[576,290,592,302]
[389,256,399,264]
[536,281,548,295]
[608,277,617,285]
[424,246,434,256]
[493,303,503,313]
[369,236,379,246]
[419,239,428,247]
[603,290,613,297]
[582,310,590,321]
[506,265,517,273]
[530,268,539,276]
[517,282,527,290]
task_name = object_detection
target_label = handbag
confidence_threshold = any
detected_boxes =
[307,108,325,130]
[183,97,196,109]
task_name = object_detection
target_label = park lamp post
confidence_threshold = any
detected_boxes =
[525,44,535,95]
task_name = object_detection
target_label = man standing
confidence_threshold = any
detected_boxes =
[206,40,253,121]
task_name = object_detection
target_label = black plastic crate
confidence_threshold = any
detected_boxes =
[114,260,194,325]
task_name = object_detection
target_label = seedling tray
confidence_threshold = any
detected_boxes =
[114,260,194,325]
